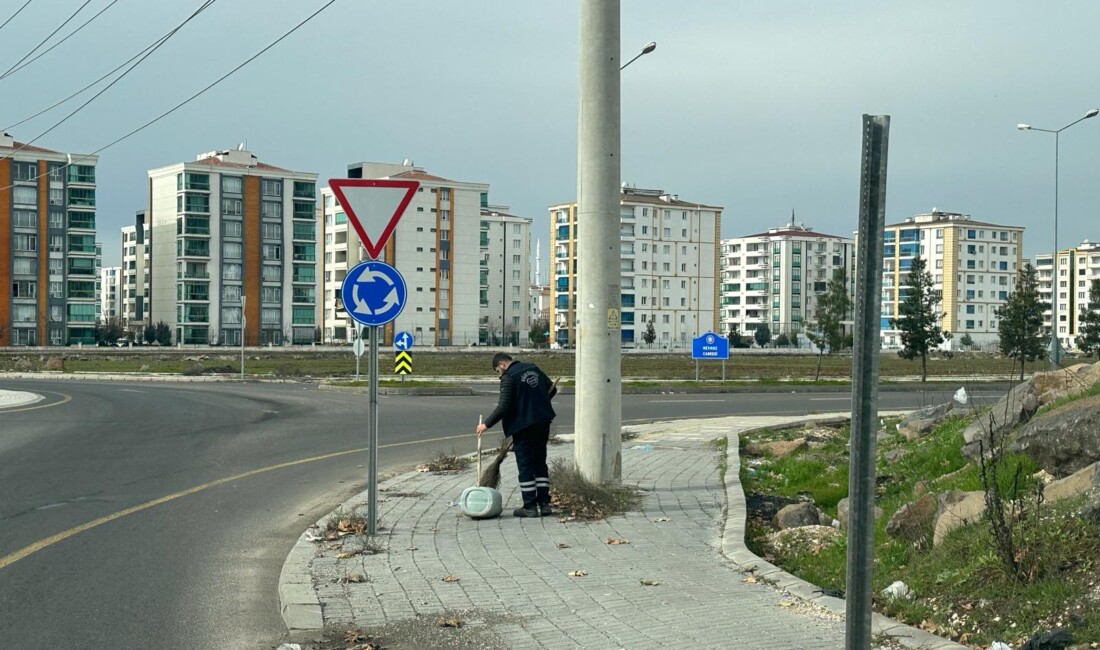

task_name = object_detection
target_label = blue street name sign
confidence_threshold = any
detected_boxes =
[691,331,730,360]
[393,330,414,351]
[341,260,407,327]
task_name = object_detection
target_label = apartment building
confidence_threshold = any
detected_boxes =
[147,147,318,346]
[480,205,532,345]
[120,211,151,335]
[99,266,123,322]
[549,186,722,348]
[320,161,493,346]
[879,210,1025,350]
[720,215,854,342]
[1035,239,1100,352]
[1,132,99,346]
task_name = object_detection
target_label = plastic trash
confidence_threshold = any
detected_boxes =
[276,644,302,650]
[989,643,1011,650]
[630,444,655,451]
[880,580,911,599]
[954,387,969,405]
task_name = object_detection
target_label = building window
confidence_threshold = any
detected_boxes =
[222,176,242,194]
[223,220,243,238]
[261,179,283,197]
[261,201,283,219]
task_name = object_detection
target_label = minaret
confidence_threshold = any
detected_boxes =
[535,238,542,285]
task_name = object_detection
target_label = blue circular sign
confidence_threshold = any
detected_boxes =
[341,260,407,327]
[393,331,414,351]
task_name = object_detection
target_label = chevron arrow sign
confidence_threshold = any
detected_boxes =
[394,350,413,375]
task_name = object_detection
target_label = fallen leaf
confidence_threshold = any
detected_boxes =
[442,575,460,582]
[567,570,588,577]
[556,543,570,549]
[407,545,418,551]
[640,579,660,586]
[778,600,795,607]
[337,552,355,559]
[741,576,759,584]
[437,617,463,628]
[345,630,367,643]
[342,574,366,584]
[653,517,670,522]
[606,538,631,545]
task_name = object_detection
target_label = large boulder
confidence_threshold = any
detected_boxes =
[1009,395,1100,477]
[766,525,842,556]
[750,438,808,458]
[773,502,827,530]
[897,402,955,441]
[46,357,64,371]
[885,493,936,546]
[932,490,987,547]
[836,497,884,531]
[961,379,1040,459]
[1042,462,1100,503]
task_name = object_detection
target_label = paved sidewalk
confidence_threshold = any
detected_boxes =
[0,388,44,409]
[281,413,963,650]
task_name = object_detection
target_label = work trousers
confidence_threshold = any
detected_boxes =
[512,421,551,508]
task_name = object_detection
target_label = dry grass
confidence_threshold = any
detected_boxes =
[548,458,643,520]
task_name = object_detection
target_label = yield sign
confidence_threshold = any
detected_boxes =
[329,178,420,259]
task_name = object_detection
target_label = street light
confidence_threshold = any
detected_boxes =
[620,41,656,71]
[1017,108,1099,368]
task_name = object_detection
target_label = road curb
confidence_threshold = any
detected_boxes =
[278,532,324,632]
[719,418,969,650]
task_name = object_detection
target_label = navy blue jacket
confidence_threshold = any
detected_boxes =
[483,361,556,437]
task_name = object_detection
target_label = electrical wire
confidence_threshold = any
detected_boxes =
[1,0,93,79]
[0,0,337,191]
[0,0,216,162]
[4,2,203,131]
[0,0,120,82]
[0,0,35,34]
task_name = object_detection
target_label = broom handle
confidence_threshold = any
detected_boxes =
[477,414,483,478]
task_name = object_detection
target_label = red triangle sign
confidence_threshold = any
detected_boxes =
[329,178,420,259]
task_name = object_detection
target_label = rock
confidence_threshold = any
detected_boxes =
[932,490,987,547]
[45,357,64,371]
[13,357,33,371]
[885,448,909,464]
[897,402,955,440]
[885,493,936,546]
[1019,627,1072,650]
[836,497,884,531]
[881,580,911,599]
[1042,462,1100,503]
[754,438,808,458]
[912,480,932,498]
[961,379,1041,459]
[774,502,827,530]
[1010,395,1100,477]
[766,525,842,556]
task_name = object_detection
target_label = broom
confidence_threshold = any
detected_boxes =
[478,377,559,489]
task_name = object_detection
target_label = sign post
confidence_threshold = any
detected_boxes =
[352,325,365,381]
[332,177,418,537]
[691,332,730,381]
[393,330,413,381]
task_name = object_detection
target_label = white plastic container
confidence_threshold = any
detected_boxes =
[460,485,503,519]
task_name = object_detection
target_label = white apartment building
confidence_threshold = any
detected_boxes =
[147,147,318,346]
[1035,239,1100,352]
[99,266,123,322]
[1,133,99,346]
[120,211,151,335]
[549,186,722,348]
[720,216,854,343]
[878,210,1025,351]
[480,205,532,345]
[320,161,493,346]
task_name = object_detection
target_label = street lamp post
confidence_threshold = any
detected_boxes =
[1017,108,1099,368]
[620,41,656,71]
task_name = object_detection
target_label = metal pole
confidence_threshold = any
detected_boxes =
[574,0,622,483]
[1050,132,1060,368]
[846,114,890,650]
[695,359,699,382]
[240,296,246,379]
[368,325,379,536]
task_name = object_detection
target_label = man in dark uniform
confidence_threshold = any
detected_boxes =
[475,352,557,517]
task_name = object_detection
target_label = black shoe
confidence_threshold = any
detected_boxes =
[538,504,554,517]
[513,506,540,518]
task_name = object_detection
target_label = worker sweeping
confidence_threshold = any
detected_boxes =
[475,352,557,518]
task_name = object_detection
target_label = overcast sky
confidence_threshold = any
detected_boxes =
[4,0,1099,272]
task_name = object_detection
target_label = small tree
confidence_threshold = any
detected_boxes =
[529,319,549,349]
[775,332,790,347]
[996,263,1048,379]
[891,256,945,382]
[1075,278,1100,358]
[154,321,173,346]
[642,321,657,346]
[144,325,157,345]
[960,333,974,349]
[809,267,852,353]
[753,323,772,347]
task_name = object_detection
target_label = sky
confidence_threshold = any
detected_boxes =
[3,0,1100,274]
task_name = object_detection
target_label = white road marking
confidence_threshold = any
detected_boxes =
[808,397,851,401]
[647,399,726,403]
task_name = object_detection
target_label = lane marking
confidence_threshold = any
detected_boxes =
[647,399,726,403]
[119,389,147,394]
[0,392,72,413]
[0,430,473,571]
[808,397,851,401]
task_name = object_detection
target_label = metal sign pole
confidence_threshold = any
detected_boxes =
[368,325,379,536]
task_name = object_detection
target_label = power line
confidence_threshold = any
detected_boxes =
[0,0,35,34]
[3,3,203,131]
[0,0,120,82]
[0,0,216,162]
[0,0,337,191]
[1,0,93,79]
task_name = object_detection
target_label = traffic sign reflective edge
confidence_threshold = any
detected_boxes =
[329,178,419,260]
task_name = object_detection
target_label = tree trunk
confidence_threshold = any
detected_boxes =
[1020,359,1025,382]
[921,353,927,382]
[815,348,824,382]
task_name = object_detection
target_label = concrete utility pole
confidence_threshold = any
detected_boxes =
[846,114,890,650]
[574,0,622,483]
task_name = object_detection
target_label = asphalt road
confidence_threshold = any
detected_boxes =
[0,379,1001,649]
